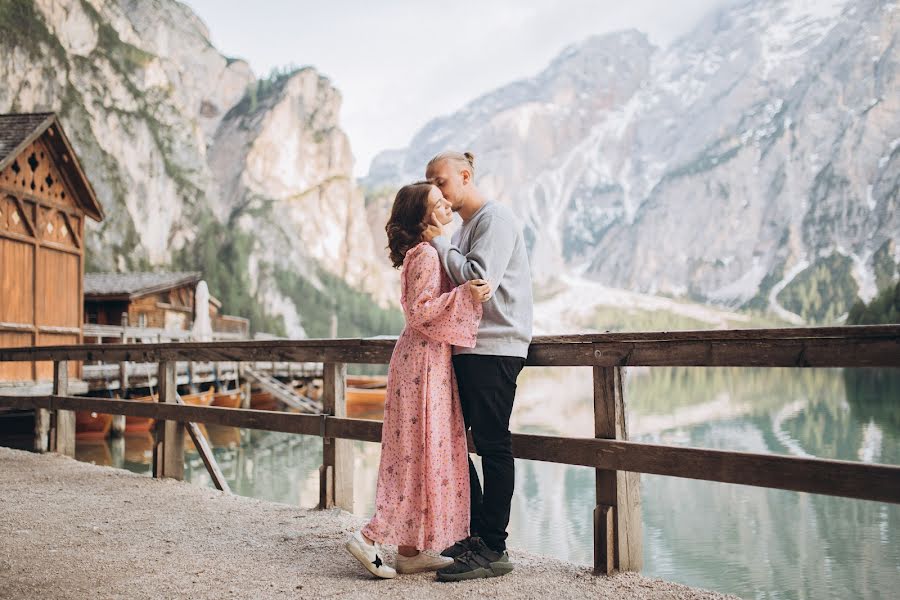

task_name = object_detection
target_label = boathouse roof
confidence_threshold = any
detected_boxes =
[84,272,202,300]
[0,112,104,221]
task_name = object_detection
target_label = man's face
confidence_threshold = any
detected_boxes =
[426,160,466,211]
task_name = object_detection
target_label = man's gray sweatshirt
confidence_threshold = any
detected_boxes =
[430,201,533,359]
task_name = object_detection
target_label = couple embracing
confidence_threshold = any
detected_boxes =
[345,151,533,581]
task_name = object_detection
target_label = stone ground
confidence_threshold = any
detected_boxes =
[0,446,738,599]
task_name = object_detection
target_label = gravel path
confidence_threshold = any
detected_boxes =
[0,447,738,599]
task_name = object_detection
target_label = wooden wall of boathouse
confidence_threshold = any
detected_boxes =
[0,113,104,383]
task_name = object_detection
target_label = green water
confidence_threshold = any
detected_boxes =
[75,367,900,599]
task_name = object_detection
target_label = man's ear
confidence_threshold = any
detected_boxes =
[461,168,471,185]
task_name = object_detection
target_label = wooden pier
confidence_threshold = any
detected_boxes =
[0,325,898,580]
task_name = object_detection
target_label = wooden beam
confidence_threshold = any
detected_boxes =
[52,360,75,457]
[152,361,184,480]
[320,362,352,511]
[0,326,896,367]
[593,505,615,576]
[3,396,899,504]
[10,195,36,237]
[33,401,50,453]
[175,393,230,494]
[593,366,641,574]
[111,320,126,436]
[528,337,900,368]
[507,434,900,504]
[34,396,324,435]
[532,324,900,343]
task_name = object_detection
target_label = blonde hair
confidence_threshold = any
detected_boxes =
[427,151,475,178]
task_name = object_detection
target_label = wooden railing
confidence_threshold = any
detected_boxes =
[1,325,899,575]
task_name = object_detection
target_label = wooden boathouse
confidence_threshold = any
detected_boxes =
[83,271,250,338]
[0,112,104,384]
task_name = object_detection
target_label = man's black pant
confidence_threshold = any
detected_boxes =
[452,354,525,553]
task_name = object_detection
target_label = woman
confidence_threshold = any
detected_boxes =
[345,181,490,578]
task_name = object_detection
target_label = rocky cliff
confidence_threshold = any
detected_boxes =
[365,0,899,324]
[1,0,399,337]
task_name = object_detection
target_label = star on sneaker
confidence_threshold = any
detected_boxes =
[345,530,396,579]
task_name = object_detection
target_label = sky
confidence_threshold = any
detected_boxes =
[183,0,725,176]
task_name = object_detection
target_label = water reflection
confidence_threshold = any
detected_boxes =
[73,367,900,599]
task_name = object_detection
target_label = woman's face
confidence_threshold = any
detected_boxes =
[425,185,453,226]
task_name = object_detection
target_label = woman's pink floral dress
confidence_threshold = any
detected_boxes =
[362,242,482,551]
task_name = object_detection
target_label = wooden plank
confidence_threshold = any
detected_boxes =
[593,366,642,572]
[320,362,352,511]
[507,434,900,504]
[0,339,392,364]
[12,395,324,435]
[534,324,900,343]
[152,361,184,480]
[175,393,231,494]
[325,416,383,443]
[33,402,50,453]
[110,322,126,437]
[2,395,898,504]
[52,360,74,457]
[0,395,52,410]
[0,326,897,367]
[593,505,615,575]
[529,337,900,367]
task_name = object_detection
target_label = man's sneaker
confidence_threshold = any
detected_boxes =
[440,536,474,559]
[345,530,397,579]
[396,552,454,574]
[436,536,514,581]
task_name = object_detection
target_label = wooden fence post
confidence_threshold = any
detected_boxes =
[111,313,128,437]
[33,404,50,454]
[52,360,75,457]
[152,361,184,479]
[593,364,642,574]
[319,362,352,511]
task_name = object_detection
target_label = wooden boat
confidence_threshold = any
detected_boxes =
[250,391,278,411]
[182,388,215,406]
[346,386,387,418]
[75,410,113,440]
[125,394,157,433]
[205,424,241,448]
[211,389,242,409]
[125,389,216,433]
[346,375,388,389]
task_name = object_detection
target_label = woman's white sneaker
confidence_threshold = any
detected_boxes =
[345,530,397,579]
[395,552,454,574]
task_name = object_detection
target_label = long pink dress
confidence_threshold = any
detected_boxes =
[361,242,482,551]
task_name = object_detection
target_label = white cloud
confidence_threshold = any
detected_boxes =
[184,0,725,175]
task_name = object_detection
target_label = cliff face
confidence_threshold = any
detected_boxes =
[1,0,398,336]
[365,0,899,323]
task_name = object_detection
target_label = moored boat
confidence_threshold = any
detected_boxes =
[346,386,387,418]
[211,389,242,409]
[75,410,113,440]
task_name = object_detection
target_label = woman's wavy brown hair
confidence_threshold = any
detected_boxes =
[385,181,434,268]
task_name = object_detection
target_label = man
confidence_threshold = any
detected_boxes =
[423,150,533,581]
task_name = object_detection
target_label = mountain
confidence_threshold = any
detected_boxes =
[0,0,400,337]
[364,0,899,324]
